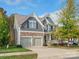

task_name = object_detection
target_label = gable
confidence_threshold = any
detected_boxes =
[21,16,43,31]
[21,14,44,27]
[21,17,38,28]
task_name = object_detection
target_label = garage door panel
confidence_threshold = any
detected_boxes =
[20,37,31,48]
[33,38,42,46]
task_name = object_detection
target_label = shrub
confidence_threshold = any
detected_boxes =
[16,45,22,48]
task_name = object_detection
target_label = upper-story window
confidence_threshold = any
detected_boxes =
[48,25,52,31]
[46,17,53,22]
[29,20,36,29]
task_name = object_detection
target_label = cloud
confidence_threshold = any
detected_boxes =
[19,6,29,10]
[5,0,21,5]
[60,0,65,2]
[4,0,38,7]
[59,0,65,4]
[4,0,39,10]
[50,10,61,25]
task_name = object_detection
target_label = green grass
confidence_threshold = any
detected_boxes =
[0,46,37,59]
[0,54,37,59]
[0,47,31,53]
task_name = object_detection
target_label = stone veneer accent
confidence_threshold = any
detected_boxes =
[20,32,44,36]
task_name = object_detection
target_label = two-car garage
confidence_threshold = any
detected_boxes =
[20,36,43,48]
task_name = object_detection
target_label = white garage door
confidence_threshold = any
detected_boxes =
[33,38,42,46]
[20,37,31,48]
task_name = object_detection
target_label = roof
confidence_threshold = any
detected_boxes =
[42,14,54,25]
[14,14,28,27]
[14,13,44,27]
[12,13,55,27]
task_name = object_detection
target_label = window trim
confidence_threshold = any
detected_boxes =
[29,20,37,29]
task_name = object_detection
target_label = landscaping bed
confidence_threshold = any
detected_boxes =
[0,54,37,59]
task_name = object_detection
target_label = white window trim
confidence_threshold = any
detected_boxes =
[29,20,36,29]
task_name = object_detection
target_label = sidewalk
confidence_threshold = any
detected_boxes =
[0,51,36,56]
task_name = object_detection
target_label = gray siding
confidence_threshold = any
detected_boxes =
[21,17,43,31]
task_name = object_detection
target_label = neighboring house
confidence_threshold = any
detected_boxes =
[10,13,55,48]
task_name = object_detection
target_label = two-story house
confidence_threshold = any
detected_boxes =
[10,13,54,48]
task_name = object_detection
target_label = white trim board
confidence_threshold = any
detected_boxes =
[20,30,44,33]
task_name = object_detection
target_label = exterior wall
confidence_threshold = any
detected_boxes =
[21,17,43,32]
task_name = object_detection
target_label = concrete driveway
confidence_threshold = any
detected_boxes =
[29,47,79,59]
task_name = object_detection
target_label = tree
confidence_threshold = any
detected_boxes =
[53,0,79,43]
[0,8,9,48]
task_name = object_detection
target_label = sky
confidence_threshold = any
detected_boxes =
[0,0,65,16]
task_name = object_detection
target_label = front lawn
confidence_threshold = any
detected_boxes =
[0,46,31,53]
[0,46,37,59]
[0,54,37,59]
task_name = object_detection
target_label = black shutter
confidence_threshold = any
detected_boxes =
[36,22,38,29]
[27,20,29,28]
[51,26,53,31]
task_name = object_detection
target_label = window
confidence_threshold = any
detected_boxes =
[46,17,53,22]
[48,25,52,31]
[29,20,36,29]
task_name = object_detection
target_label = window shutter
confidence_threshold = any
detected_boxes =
[27,20,29,28]
[36,22,38,29]
[51,26,53,31]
